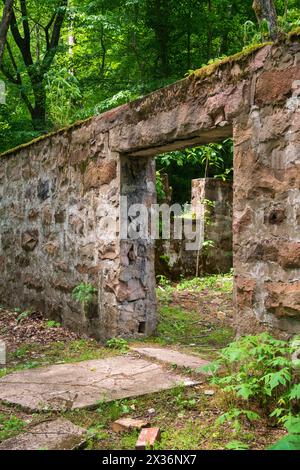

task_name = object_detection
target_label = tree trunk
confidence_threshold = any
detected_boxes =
[207,0,212,62]
[29,70,47,131]
[0,0,14,66]
[252,0,278,40]
[146,0,170,78]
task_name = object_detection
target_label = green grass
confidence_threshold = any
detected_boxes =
[156,273,233,303]
[1,339,121,378]
[155,305,234,351]
[0,415,25,441]
[0,273,242,449]
[176,273,233,293]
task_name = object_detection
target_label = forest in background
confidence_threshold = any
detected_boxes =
[0,1,300,200]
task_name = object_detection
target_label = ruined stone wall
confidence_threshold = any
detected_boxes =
[155,178,233,279]
[233,44,300,336]
[192,178,233,275]
[1,36,300,338]
[0,122,156,340]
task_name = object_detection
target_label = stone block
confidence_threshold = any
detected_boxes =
[21,230,39,252]
[136,428,161,450]
[112,418,149,433]
[265,281,300,318]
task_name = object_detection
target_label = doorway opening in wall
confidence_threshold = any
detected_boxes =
[152,137,235,351]
[119,137,234,342]
[154,138,234,283]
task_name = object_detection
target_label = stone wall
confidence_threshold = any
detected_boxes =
[1,35,300,338]
[192,178,233,275]
[0,123,156,340]
[233,48,300,336]
[156,178,233,279]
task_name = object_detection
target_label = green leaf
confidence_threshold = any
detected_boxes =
[225,441,249,450]
[289,384,300,400]
[285,415,300,434]
[268,434,300,451]
[236,383,254,400]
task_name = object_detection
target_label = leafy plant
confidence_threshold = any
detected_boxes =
[13,345,31,359]
[0,415,25,441]
[225,440,250,450]
[156,171,167,203]
[16,309,33,323]
[72,283,97,308]
[268,415,300,450]
[45,68,82,128]
[243,19,271,46]
[106,338,129,352]
[45,320,61,329]
[217,408,260,433]
[172,385,197,411]
[204,333,300,424]
[156,275,172,288]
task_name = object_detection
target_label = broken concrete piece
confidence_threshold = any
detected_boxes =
[0,419,86,451]
[112,418,149,433]
[136,427,161,450]
[0,356,197,412]
[131,347,210,371]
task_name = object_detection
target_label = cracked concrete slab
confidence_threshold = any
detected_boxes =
[0,355,197,412]
[0,419,86,450]
[131,347,210,371]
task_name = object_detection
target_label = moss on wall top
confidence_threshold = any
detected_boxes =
[1,32,299,160]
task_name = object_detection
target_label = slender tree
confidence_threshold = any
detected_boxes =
[252,0,278,40]
[1,0,68,130]
[0,0,14,65]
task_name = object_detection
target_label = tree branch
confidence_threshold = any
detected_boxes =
[0,0,14,65]
[20,0,31,51]
[42,0,68,71]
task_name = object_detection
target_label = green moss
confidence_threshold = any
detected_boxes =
[288,27,300,41]
[192,43,272,80]
[79,159,89,175]
[5,339,119,372]
[0,116,94,159]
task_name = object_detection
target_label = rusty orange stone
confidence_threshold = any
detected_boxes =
[136,427,161,450]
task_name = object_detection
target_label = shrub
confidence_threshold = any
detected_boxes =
[72,283,97,307]
[203,333,300,424]
[106,338,129,352]
[268,415,300,450]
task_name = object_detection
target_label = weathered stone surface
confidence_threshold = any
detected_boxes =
[0,356,197,411]
[131,347,210,371]
[265,281,300,318]
[156,178,233,279]
[0,37,300,338]
[136,427,161,450]
[278,242,300,269]
[21,230,39,252]
[235,277,256,309]
[84,160,117,191]
[255,67,300,105]
[0,340,6,365]
[112,418,149,433]
[0,419,86,451]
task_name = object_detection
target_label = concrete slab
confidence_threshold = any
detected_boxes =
[131,347,210,371]
[0,356,196,412]
[0,419,86,450]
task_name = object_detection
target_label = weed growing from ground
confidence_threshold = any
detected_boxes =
[106,338,129,353]
[201,333,300,431]
[0,415,25,441]
[72,283,97,308]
